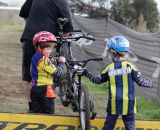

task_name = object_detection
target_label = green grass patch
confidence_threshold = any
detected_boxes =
[136,96,160,120]
[82,77,160,120]
[82,77,107,92]
[0,23,24,31]
[82,77,107,117]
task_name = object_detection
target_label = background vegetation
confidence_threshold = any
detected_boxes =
[73,0,159,32]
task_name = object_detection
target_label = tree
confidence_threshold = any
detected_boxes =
[72,0,159,31]
[110,0,137,26]
[109,0,159,32]
[133,0,159,32]
[134,13,148,32]
[72,0,108,18]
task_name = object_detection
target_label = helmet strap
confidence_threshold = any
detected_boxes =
[108,49,117,61]
[35,44,43,54]
[36,49,43,54]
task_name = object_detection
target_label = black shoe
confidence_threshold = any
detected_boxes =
[27,110,33,113]
[28,102,33,111]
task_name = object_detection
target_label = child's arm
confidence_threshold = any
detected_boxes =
[54,62,65,77]
[39,56,64,76]
[54,56,65,77]
[132,70,153,88]
[83,69,108,84]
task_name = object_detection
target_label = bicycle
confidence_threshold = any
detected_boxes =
[52,18,103,130]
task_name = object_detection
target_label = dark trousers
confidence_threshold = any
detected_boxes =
[102,114,136,130]
[31,86,55,114]
[22,40,35,82]
[31,97,55,114]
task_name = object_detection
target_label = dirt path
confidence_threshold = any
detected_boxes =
[0,30,25,112]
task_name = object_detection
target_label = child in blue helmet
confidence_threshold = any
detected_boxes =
[82,36,153,130]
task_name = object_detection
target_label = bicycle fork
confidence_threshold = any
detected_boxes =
[78,75,97,120]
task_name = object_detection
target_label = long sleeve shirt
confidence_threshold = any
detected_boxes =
[31,52,64,86]
[20,0,73,42]
[85,61,153,115]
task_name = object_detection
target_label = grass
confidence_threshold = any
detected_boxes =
[82,77,108,117]
[136,96,160,120]
[0,23,24,31]
[82,77,160,120]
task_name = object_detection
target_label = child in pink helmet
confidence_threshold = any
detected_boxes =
[31,31,65,114]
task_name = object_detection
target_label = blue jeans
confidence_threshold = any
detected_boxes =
[102,114,136,130]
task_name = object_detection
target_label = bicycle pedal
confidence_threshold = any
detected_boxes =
[90,112,97,120]
[71,103,79,112]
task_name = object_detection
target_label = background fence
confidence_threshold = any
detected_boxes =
[71,15,160,103]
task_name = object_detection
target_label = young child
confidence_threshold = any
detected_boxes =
[31,31,65,114]
[82,36,153,130]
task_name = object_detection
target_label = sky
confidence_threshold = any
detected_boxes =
[156,0,160,11]
[0,0,25,6]
[0,0,160,11]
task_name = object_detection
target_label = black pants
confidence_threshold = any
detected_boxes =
[31,86,55,114]
[22,40,35,82]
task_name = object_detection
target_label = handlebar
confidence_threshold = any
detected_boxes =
[65,58,103,69]
[56,33,95,42]
[57,18,95,42]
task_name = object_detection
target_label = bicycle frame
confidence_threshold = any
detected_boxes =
[53,18,102,130]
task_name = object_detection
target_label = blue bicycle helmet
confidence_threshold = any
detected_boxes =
[107,36,130,53]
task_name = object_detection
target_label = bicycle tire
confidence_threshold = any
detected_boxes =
[59,72,70,107]
[79,84,91,130]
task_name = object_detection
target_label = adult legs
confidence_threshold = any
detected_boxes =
[25,81,32,112]
[22,40,35,112]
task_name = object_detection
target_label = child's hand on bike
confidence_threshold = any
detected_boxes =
[81,68,89,75]
[74,66,83,75]
[50,57,57,64]
[74,66,88,76]
[58,56,66,63]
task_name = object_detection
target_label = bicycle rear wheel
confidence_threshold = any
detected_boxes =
[79,84,91,130]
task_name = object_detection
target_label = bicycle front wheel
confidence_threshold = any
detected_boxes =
[79,84,91,130]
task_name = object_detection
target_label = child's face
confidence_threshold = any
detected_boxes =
[42,43,55,57]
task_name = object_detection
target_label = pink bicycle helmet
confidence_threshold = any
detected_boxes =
[33,31,57,46]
